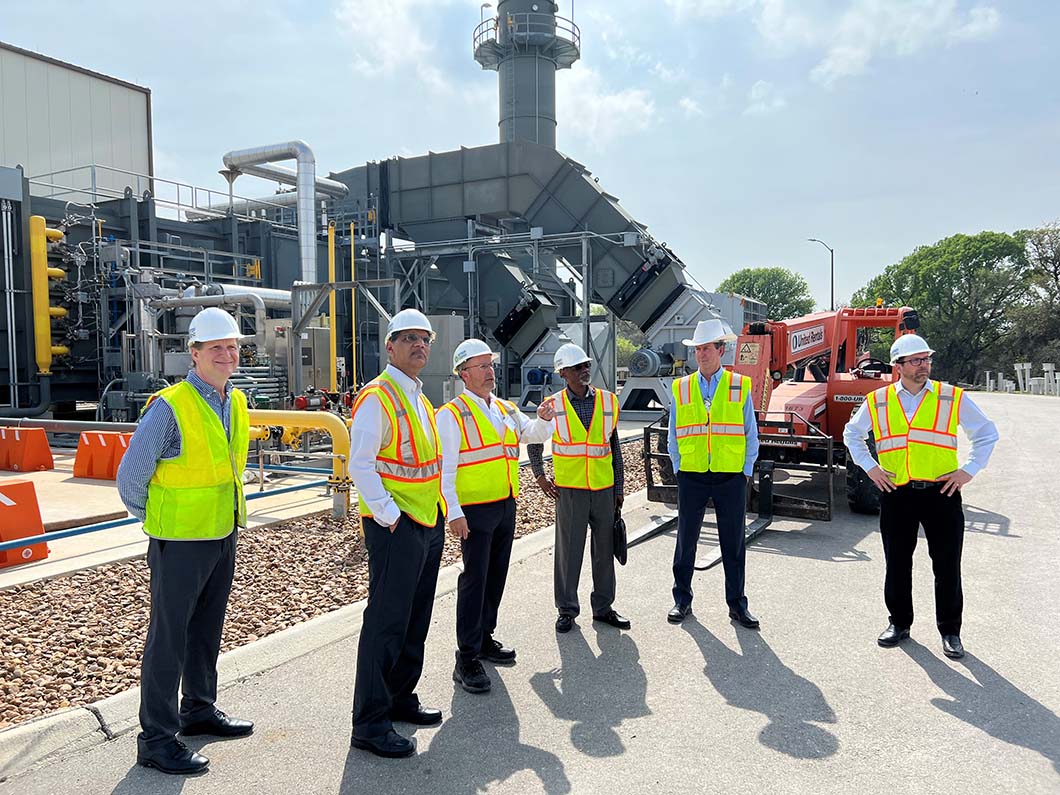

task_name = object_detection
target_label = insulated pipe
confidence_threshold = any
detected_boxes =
[236,163,348,199]
[223,141,318,284]
[150,293,268,351]
[248,408,351,517]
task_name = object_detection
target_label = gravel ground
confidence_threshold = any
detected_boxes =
[0,441,646,730]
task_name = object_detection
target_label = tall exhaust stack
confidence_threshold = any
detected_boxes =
[473,1,581,148]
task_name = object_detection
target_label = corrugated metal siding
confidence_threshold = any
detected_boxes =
[0,45,151,199]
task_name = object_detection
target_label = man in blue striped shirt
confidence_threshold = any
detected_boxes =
[117,308,253,776]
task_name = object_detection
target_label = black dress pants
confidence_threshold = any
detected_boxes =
[352,509,444,739]
[672,470,748,611]
[879,484,965,635]
[456,497,517,664]
[139,531,237,748]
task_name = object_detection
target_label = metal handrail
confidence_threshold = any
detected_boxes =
[473,12,580,52]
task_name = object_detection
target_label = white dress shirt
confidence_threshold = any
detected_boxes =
[438,390,553,521]
[348,364,431,527]
[843,379,999,477]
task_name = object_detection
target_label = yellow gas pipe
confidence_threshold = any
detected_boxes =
[29,216,71,371]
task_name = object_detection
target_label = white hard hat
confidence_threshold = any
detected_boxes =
[188,307,245,345]
[889,334,934,365]
[682,318,737,347]
[452,338,497,375]
[554,343,590,371]
[387,308,434,339]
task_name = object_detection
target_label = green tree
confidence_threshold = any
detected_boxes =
[717,267,816,320]
[850,231,1031,383]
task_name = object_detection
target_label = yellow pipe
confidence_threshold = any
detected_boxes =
[44,227,64,241]
[350,221,357,389]
[47,267,67,279]
[248,425,270,441]
[328,222,338,393]
[51,345,70,356]
[29,216,53,375]
[48,307,68,318]
[247,409,350,484]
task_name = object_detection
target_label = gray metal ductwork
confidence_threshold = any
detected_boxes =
[149,293,268,351]
[222,141,318,284]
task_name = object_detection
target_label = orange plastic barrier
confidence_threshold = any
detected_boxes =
[73,431,134,480]
[0,479,49,568]
[0,427,54,472]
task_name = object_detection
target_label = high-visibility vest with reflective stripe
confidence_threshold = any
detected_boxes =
[551,388,618,491]
[672,369,749,474]
[438,393,521,506]
[353,372,445,527]
[144,380,248,540]
[867,380,962,486]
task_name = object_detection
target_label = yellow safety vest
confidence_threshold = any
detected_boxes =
[144,380,248,540]
[867,380,962,486]
[438,393,521,506]
[353,372,445,527]
[672,369,750,474]
[551,388,618,491]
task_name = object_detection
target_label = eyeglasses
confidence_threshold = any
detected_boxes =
[901,356,932,367]
[461,362,495,373]
[395,332,433,346]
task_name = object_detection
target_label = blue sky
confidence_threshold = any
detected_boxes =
[5,0,1058,308]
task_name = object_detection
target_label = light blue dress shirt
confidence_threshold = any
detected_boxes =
[666,368,760,477]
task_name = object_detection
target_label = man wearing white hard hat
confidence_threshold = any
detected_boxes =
[528,342,630,634]
[348,308,447,758]
[844,333,998,659]
[666,318,761,628]
[117,307,253,775]
[437,339,555,694]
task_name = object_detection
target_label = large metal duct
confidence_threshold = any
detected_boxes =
[474,0,580,148]
[223,141,318,283]
[150,292,268,351]
[236,163,348,199]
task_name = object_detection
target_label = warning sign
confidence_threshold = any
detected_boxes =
[738,342,760,365]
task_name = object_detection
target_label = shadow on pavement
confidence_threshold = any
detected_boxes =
[903,642,1060,774]
[529,625,650,758]
[963,504,1016,538]
[683,620,838,759]
[338,674,570,794]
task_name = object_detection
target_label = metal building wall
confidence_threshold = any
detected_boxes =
[0,42,152,200]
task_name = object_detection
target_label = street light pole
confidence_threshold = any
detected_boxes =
[807,238,835,311]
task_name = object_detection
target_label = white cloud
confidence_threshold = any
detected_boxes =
[556,67,656,149]
[679,96,705,116]
[744,79,786,115]
[663,0,757,19]
[652,61,688,83]
[949,5,1000,42]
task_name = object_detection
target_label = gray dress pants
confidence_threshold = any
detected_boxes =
[554,486,616,617]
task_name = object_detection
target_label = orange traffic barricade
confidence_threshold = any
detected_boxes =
[0,479,49,568]
[0,427,54,472]
[73,431,134,480]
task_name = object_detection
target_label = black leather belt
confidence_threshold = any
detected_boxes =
[907,480,940,490]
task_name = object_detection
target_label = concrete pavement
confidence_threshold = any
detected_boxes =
[0,393,1057,794]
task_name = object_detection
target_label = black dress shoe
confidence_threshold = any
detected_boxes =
[389,703,443,726]
[478,637,517,665]
[942,634,965,659]
[351,729,415,759]
[453,656,492,694]
[180,708,254,738]
[877,623,911,647]
[592,609,632,630]
[667,603,692,624]
[556,614,574,633]
[728,608,760,629]
[137,739,209,775]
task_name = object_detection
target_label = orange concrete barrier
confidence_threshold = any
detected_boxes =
[0,479,49,568]
[0,427,54,472]
[73,431,133,480]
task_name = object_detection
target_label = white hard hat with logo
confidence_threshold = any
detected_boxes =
[452,338,497,375]
[682,318,737,347]
[188,307,246,346]
[889,334,934,365]
[387,308,434,340]
[554,343,590,371]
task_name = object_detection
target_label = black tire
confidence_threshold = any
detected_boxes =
[846,434,880,514]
